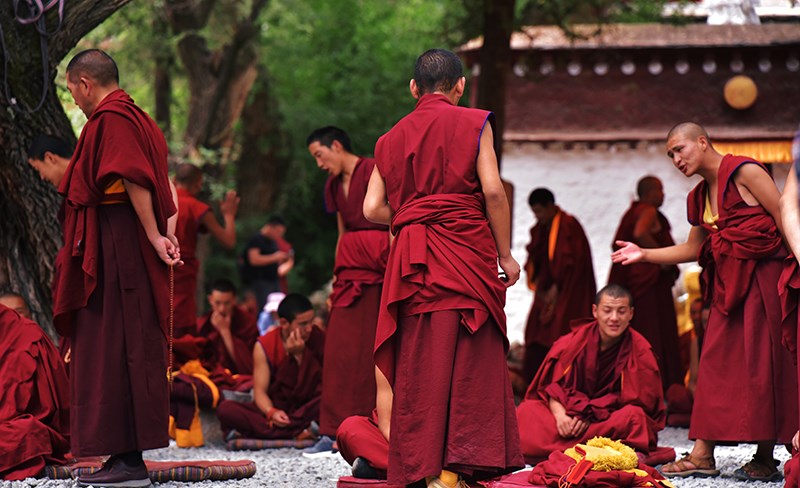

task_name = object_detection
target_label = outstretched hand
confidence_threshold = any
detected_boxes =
[611,240,644,265]
[220,190,240,217]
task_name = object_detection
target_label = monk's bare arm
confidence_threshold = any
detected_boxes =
[247,247,289,266]
[736,163,784,235]
[364,166,392,225]
[613,225,706,265]
[252,343,277,419]
[168,180,179,237]
[203,190,239,249]
[125,179,181,265]
[476,124,520,287]
[376,366,393,441]
[334,212,346,259]
[780,169,800,259]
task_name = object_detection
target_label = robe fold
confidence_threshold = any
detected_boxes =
[0,306,70,480]
[319,157,389,437]
[687,154,797,443]
[217,326,324,439]
[173,188,210,336]
[524,210,596,381]
[55,89,175,456]
[608,201,682,389]
[374,93,522,485]
[517,320,665,464]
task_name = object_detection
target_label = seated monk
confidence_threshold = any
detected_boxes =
[217,293,324,440]
[516,284,666,465]
[0,301,70,480]
[337,367,393,480]
[169,278,258,447]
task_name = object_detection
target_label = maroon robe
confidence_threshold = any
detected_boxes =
[688,155,796,443]
[196,307,259,376]
[374,94,523,485]
[173,187,210,336]
[319,157,389,437]
[608,201,682,389]
[0,306,70,480]
[337,411,389,476]
[217,326,324,439]
[517,320,665,464]
[524,210,596,381]
[55,89,175,456]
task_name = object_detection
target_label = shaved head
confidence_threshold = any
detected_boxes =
[174,163,203,186]
[636,176,661,199]
[66,49,119,87]
[667,122,710,144]
[414,49,464,96]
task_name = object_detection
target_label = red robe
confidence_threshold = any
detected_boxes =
[374,93,523,485]
[0,306,70,480]
[687,155,796,443]
[217,326,324,439]
[319,157,389,437]
[337,411,389,476]
[608,201,682,389]
[55,89,175,456]
[174,187,210,336]
[517,320,665,464]
[196,307,259,376]
[524,210,596,381]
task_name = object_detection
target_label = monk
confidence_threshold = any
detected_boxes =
[27,134,73,187]
[524,188,596,382]
[217,293,324,440]
[337,367,393,480]
[173,163,239,336]
[304,126,389,455]
[608,176,682,389]
[56,49,180,488]
[364,48,523,488]
[613,122,797,481]
[0,303,70,481]
[516,284,665,464]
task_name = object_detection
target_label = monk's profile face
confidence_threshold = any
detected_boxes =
[283,309,314,342]
[28,153,64,187]
[593,294,633,348]
[207,290,236,317]
[0,295,31,319]
[666,132,707,177]
[66,73,94,117]
[530,203,557,225]
[308,141,343,176]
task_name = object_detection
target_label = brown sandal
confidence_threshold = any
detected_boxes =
[733,457,782,482]
[660,453,720,478]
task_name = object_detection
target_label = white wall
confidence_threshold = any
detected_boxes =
[500,142,789,345]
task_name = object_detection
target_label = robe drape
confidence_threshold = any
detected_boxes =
[319,157,389,437]
[524,211,596,381]
[373,93,522,485]
[337,411,389,476]
[608,201,682,389]
[217,326,324,439]
[55,89,174,456]
[173,188,210,336]
[687,154,796,443]
[517,320,665,464]
[0,306,70,480]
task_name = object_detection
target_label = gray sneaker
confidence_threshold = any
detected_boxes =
[301,435,337,458]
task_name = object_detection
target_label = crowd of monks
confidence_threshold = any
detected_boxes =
[5,46,800,488]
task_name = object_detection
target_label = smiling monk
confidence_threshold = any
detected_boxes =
[516,284,665,464]
[613,122,797,482]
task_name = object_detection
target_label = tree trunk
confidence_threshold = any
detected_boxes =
[476,0,515,166]
[153,15,173,138]
[0,0,131,338]
[235,67,290,217]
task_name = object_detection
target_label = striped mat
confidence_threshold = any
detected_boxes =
[44,459,256,481]
[227,437,316,451]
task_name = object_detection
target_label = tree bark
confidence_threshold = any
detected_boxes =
[0,0,131,338]
[476,0,515,166]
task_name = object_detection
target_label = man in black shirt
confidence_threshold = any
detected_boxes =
[241,216,291,311]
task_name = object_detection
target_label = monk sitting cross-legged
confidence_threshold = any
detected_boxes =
[516,284,666,465]
[217,293,324,440]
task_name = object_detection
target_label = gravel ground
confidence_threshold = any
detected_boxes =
[3,426,792,487]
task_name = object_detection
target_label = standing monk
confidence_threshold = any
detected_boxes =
[613,122,797,481]
[524,188,596,382]
[364,49,523,488]
[305,126,389,454]
[173,163,239,336]
[608,176,682,389]
[56,49,180,488]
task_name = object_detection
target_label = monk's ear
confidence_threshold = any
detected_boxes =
[454,77,466,98]
[279,317,290,329]
[43,151,56,166]
[409,79,420,100]
[591,303,598,320]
